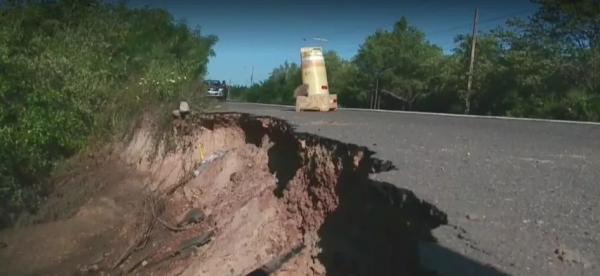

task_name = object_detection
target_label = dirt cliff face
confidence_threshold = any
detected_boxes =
[0,112,447,276]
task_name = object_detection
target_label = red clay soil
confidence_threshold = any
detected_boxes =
[0,113,447,276]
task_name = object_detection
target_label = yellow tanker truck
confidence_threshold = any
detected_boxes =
[294,47,338,112]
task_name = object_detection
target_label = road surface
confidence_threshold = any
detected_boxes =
[224,102,600,276]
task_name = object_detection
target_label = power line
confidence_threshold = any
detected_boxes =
[427,9,533,36]
[299,9,536,50]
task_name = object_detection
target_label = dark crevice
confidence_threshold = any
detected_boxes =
[238,114,302,197]
[194,112,506,275]
[237,114,264,147]
[290,130,446,275]
[267,135,301,197]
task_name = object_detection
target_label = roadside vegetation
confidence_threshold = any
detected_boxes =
[0,0,217,226]
[232,0,600,121]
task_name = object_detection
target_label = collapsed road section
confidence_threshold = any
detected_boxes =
[0,112,448,275]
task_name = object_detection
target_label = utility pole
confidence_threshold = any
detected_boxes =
[228,79,232,101]
[377,85,382,109]
[376,79,382,109]
[466,8,479,114]
[250,66,254,86]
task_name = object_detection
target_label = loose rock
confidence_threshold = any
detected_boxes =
[172,110,181,118]
[179,101,190,114]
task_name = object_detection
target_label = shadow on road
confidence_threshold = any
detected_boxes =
[316,174,508,276]
[419,242,509,276]
[236,112,509,275]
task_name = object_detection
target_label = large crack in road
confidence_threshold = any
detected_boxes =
[164,113,450,275]
[1,112,468,275]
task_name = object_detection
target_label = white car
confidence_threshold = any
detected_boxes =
[204,80,228,100]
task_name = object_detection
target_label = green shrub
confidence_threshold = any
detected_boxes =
[0,0,217,226]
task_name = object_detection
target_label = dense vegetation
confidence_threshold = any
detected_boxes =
[233,0,599,120]
[0,0,216,225]
[230,62,301,105]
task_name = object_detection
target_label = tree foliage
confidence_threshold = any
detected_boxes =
[451,0,600,119]
[0,0,216,224]
[235,0,599,121]
[233,62,300,105]
[355,18,445,109]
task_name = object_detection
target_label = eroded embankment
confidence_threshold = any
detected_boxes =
[0,112,447,276]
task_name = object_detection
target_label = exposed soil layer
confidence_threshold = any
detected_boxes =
[0,112,447,275]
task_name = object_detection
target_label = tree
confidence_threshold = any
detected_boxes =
[324,51,366,107]
[239,2,599,121]
[446,0,600,120]
[240,62,300,105]
[355,17,445,110]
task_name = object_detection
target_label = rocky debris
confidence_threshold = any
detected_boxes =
[172,101,190,118]
[193,150,228,176]
[370,159,395,172]
[177,208,205,226]
[202,150,226,164]
[555,245,592,269]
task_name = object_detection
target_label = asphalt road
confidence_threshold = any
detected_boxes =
[224,102,600,276]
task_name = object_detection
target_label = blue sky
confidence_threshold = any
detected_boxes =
[129,0,536,85]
